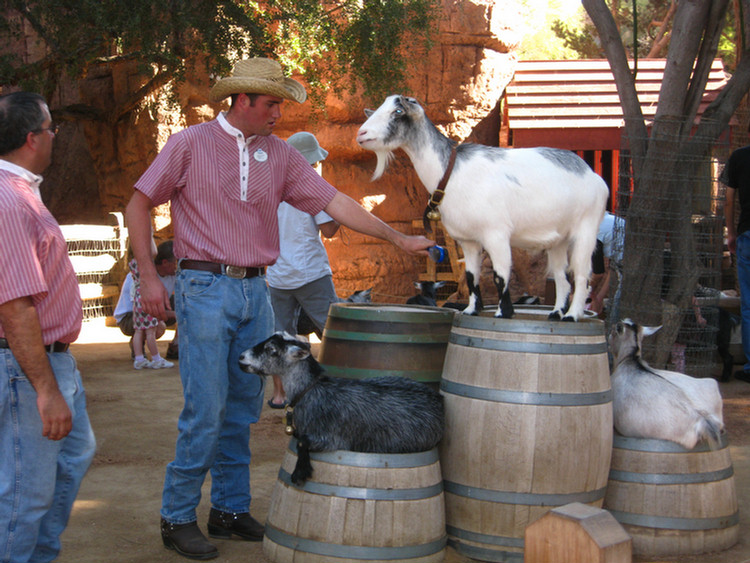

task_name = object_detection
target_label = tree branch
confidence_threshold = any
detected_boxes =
[683,0,730,129]
[582,0,648,171]
[654,0,711,122]
[696,45,750,134]
[646,0,677,57]
[109,69,174,124]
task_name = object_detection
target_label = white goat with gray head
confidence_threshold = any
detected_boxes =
[357,95,608,321]
[608,319,724,449]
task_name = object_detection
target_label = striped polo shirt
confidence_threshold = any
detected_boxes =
[134,113,338,267]
[0,168,82,344]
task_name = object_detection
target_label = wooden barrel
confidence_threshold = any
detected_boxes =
[318,303,455,384]
[263,441,447,563]
[439,308,613,563]
[604,434,739,557]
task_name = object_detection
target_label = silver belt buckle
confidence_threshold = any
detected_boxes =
[225,265,246,279]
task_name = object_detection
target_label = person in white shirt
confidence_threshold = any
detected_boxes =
[588,212,623,315]
[266,132,339,407]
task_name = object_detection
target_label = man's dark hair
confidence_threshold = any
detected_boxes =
[0,92,47,156]
[154,240,175,265]
[230,93,259,107]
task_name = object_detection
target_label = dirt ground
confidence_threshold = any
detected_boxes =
[55,319,750,563]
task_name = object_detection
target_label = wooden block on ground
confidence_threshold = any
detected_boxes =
[525,502,631,563]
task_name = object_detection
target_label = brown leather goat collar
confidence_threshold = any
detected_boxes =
[422,145,457,233]
[284,383,316,435]
[289,382,315,409]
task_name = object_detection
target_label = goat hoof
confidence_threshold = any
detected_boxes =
[548,311,562,321]
[291,470,311,486]
[561,315,577,322]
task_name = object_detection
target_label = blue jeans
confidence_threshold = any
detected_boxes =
[161,270,272,524]
[738,231,750,372]
[0,349,96,563]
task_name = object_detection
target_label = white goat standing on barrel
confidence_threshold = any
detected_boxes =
[357,95,608,321]
[608,319,724,449]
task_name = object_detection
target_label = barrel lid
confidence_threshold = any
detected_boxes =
[453,306,605,336]
[328,302,456,323]
[613,433,729,452]
[288,439,440,467]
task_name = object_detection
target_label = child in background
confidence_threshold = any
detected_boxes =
[129,238,174,370]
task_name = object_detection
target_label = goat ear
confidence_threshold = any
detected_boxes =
[289,345,311,361]
[364,108,374,118]
[641,325,661,337]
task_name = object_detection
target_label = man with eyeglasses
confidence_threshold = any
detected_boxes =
[0,91,96,562]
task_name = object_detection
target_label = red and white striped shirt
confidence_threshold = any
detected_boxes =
[0,168,82,344]
[134,114,338,267]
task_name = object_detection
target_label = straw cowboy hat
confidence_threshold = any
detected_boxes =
[287,132,328,165]
[209,58,307,104]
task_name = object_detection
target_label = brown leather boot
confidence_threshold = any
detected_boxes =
[206,508,264,541]
[160,518,218,560]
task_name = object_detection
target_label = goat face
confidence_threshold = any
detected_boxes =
[239,332,310,376]
[416,280,445,299]
[357,95,425,180]
[346,287,372,303]
[608,319,661,366]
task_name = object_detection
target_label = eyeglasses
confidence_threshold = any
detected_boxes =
[34,123,58,136]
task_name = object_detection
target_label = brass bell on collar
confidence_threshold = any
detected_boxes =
[426,208,441,221]
[284,409,294,436]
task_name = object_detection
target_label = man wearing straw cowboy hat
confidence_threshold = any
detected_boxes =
[125,57,434,560]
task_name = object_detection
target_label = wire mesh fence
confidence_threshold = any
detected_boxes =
[608,127,733,377]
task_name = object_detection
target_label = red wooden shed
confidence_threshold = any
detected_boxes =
[504,59,729,207]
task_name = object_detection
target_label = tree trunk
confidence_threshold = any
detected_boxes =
[584,0,750,368]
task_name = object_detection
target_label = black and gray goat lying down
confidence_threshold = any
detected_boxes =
[239,332,444,484]
[609,319,724,450]
[406,281,446,307]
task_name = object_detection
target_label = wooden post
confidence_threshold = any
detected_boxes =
[525,502,631,563]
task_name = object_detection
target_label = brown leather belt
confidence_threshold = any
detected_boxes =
[180,259,265,280]
[0,338,70,353]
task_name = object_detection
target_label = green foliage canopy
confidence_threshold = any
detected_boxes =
[550,0,737,71]
[0,0,439,116]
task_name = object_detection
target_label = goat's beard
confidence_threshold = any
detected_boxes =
[371,150,395,181]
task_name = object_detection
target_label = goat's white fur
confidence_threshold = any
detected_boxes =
[358,95,608,320]
[608,319,724,449]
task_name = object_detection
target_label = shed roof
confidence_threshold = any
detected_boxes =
[506,59,728,149]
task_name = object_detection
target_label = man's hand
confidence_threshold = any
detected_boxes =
[138,272,171,321]
[727,234,737,255]
[37,389,72,440]
[394,233,435,256]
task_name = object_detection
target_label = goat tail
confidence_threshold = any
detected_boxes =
[371,150,394,181]
[697,412,724,451]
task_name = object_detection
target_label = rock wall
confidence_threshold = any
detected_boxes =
[19,0,546,304]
